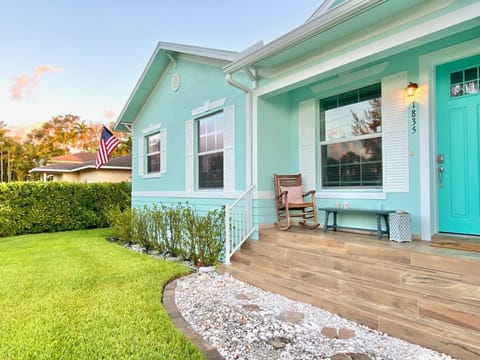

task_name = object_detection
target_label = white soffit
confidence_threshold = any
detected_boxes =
[310,62,389,93]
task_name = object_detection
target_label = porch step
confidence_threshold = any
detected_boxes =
[431,233,480,253]
[219,227,480,360]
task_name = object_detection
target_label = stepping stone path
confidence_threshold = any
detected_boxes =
[235,292,256,300]
[241,304,261,311]
[321,326,356,339]
[267,337,290,350]
[276,310,305,323]
[331,353,372,360]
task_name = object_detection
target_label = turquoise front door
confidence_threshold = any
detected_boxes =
[436,55,480,235]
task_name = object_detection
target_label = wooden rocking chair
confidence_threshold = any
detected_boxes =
[274,173,319,231]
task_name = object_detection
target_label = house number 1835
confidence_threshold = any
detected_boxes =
[411,101,417,135]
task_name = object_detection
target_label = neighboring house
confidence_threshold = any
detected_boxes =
[115,0,480,242]
[29,153,132,183]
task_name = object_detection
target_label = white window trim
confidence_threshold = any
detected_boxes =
[318,84,383,192]
[313,74,407,199]
[139,126,167,178]
[185,103,235,193]
[191,97,226,116]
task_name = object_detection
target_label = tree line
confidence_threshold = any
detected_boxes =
[0,115,130,182]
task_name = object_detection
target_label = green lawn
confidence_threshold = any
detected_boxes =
[0,229,205,360]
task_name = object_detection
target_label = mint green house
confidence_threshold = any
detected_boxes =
[115,0,480,260]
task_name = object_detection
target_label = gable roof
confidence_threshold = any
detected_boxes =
[224,0,480,93]
[306,0,349,22]
[224,0,386,75]
[29,155,132,174]
[114,42,239,132]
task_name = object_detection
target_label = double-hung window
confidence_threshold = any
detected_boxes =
[320,83,382,188]
[198,112,224,189]
[139,127,166,177]
[146,132,161,174]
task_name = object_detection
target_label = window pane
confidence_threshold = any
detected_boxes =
[206,117,215,132]
[450,71,463,84]
[321,138,382,188]
[324,98,381,140]
[198,112,224,153]
[338,90,357,107]
[147,133,160,153]
[199,121,207,136]
[216,132,224,149]
[465,80,479,94]
[199,152,223,188]
[199,136,207,153]
[464,67,477,82]
[320,96,338,111]
[359,83,381,101]
[207,134,216,152]
[147,153,160,173]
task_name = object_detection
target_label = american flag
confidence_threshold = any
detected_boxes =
[96,126,120,169]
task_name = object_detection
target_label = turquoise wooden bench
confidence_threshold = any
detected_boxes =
[318,207,396,239]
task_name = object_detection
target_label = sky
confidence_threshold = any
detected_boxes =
[0,0,321,136]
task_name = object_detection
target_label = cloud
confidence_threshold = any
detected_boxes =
[10,64,63,100]
[104,110,115,119]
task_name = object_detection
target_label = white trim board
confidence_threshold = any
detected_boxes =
[133,190,242,199]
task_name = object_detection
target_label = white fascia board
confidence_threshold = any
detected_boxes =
[29,168,75,173]
[224,0,386,74]
[73,165,132,171]
[115,41,238,132]
[157,41,238,62]
[253,2,480,97]
[306,0,341,22]
[115,43,165,130]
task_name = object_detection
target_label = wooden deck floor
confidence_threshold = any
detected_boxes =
[219,226,480,360]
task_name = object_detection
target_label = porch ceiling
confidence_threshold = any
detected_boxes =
[249,1,480,98]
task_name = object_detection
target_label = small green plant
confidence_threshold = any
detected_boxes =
[194,208,225,267]
[131,207,154,253]
[106,206,132,244]
[165,204,184,257]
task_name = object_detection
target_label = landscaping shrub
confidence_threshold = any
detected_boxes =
[0,182,131,237]
[105,206,132,244]
[109,203,225,266]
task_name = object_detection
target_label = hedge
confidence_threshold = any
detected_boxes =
[0,182,131,237]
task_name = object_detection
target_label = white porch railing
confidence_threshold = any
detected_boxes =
[224,185,256,264]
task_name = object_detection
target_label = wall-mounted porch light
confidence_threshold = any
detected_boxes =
[405,82,418,97]
[405,82,419,135]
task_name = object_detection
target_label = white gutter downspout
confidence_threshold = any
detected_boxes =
[225,73,253,188]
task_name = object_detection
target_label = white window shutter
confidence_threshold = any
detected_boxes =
[223,106,235,192]
[298,99,316,191]
[138,137,144,177]
[185,120,194,192]
[160,129,167,174]
[383,72,409,192]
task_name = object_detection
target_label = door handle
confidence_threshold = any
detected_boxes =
[438,165,444,188]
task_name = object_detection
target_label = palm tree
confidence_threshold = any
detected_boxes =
[74,120,92,151]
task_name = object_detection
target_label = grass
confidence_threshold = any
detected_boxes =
[0,229,206,360]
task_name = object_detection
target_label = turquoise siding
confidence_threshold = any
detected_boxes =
[131,58,247,204]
